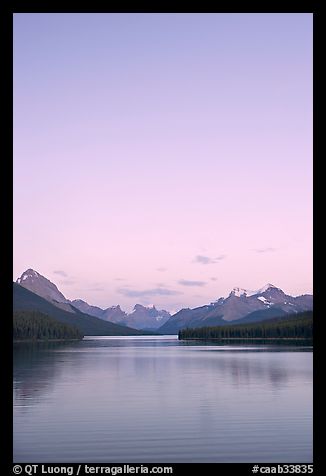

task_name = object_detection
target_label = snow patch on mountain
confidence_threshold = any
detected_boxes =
[17,269,39,284]
[230,284,279,298]
[230,287,257,297]
[257,296,272,306]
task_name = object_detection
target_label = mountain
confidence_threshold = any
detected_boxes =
[292,294,313,310]
[16,271,311,334]
[101,305,128,323]
[178,311,313,340]
[17,269,79,314]
[159,284,313,334]
[72,298,169,329]
[231,307,287,324]
[13,283,143,336]
[15,269,170,330]
[73,301,170,330]
[72,300,128,322]
[71,299,105,318]
[122,304,171,330]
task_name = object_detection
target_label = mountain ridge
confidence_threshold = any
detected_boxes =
[13,283,143,336]
[159,284,313,334]
[15,270,313,334]
[15,269,171,330]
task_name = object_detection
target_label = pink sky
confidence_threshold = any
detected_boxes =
[13,13,313,312]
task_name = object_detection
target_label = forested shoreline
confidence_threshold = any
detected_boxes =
[13,310,84,341]
[178,311,313,340]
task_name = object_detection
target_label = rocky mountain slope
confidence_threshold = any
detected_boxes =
[13,283,143,336]
[16,269,170,330]
[159,284,313,334]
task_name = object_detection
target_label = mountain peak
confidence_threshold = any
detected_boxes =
[133,304,146,311]
[16,268,40,283]
[16,268,68,304]
[230,287,256,297]
[25,268,38,274]
[229,284,281,298]
[123,304,170,329]
[256,283,279,293]
[132,303,156,311]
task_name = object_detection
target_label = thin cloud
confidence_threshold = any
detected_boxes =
[156,267,167,272]
[210,277,218,281]
[53,270,68,277]
[255,247,276,253]
[178,279,207,287]
[194,254,226,264]
[117,287,182,298]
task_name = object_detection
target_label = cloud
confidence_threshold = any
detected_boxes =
[178,279,207,287]
[194,254,226,264]
[156,267,167,272]
[255,247,276,253]
[210,277,218,281]
[114,277,126,281]
[117,287,182,298]
[53,270,68,277]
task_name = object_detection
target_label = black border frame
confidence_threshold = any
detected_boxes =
[2,5,321,475]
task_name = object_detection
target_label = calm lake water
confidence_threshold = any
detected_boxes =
[13,336,313,463]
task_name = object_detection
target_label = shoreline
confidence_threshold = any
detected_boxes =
[13,338,82,343]
[179,337,313,342]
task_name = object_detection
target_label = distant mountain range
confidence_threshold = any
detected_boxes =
[15,269,313,335]
[71,300,170,331]
[13,283,143,336]
[15,269,171,330]
[159,284,313,334]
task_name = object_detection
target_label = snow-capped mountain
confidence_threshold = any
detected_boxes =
[16,269,78,314]
[230,283,279,298]
[159,284,313,334]
[71,299,170,329]
[16,269,170,330]
[122,304,171,330]
[15,271,311,333]
[17,269,67,302]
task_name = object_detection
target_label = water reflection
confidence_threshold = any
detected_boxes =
[13,342,74,405]
[13,338,312,401]
[13,337,313,463]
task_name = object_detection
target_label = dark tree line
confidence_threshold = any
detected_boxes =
[179,311,313,340]
[13,310,84,340]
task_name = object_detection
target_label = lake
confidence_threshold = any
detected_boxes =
[13,336,313,463]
